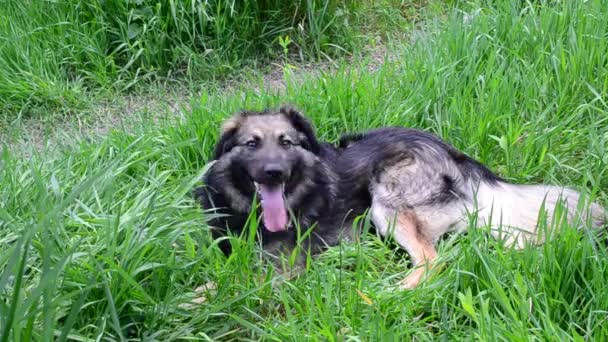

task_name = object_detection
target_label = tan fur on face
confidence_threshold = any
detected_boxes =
[223,113,306,149]
[212,109,324,213]
[236,115,298,141]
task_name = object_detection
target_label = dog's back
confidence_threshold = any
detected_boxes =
[337,127,606,288]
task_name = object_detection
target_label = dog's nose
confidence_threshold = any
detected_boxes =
[264,164,285,180]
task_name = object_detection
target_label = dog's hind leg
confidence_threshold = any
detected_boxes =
[371,202,437,290]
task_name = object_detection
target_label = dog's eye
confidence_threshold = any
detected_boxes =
[246,140,258,149]
[280,139,293,147]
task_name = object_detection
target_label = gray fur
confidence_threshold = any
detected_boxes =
[338,127,606,288]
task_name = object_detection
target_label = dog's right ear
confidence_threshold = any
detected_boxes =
[212,128,238,159]
[213,116,241,159]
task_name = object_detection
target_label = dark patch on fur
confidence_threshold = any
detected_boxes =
[372,150,414,181]
[213,127,238,159]
[422,174,465,206]
[338,132,367,149]
[446,148,504,185]
[436,174,460,203]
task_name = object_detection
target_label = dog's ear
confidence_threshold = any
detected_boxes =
[280,105,321,154]
[213,116,241,159]
[213,128,238,159]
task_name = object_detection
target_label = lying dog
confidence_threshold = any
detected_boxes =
[196,106,606,288]
[193,106,356,269]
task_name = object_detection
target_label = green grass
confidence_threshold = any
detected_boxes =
[0,0,413,120]
[2,0,608,340]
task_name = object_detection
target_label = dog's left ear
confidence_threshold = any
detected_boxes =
[280,106,321,154]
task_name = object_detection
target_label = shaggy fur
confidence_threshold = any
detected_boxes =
[195,106,606,288]
[337,127,606,288]
[194,106,353,269]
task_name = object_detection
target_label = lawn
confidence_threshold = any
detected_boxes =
[1,0,608,340]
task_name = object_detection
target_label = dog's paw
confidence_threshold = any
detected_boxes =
[397,268,425,290]
[178,281,217,309]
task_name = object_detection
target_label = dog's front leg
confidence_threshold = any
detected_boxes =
[371,202,438,290]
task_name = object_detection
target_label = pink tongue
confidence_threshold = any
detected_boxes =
[258,185,288,232]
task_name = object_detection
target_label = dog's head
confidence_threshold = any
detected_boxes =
[212,105,322,232]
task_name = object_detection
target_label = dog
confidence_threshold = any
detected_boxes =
[337,127,606,288]
[193,106,356,270]
[196,106,606,289]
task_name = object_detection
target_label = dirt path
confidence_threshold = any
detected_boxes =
[1,40,403,157]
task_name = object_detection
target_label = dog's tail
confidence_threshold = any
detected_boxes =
[473,180,606,238]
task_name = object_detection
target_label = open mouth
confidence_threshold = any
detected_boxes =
[254,182,288,232]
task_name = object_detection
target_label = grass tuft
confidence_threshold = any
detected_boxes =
[0,0,415,119]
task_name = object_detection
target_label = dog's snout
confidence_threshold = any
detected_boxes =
[264,163,285,180]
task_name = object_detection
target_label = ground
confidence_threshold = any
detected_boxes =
[2,42,393,155]
[1,1,608,341]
